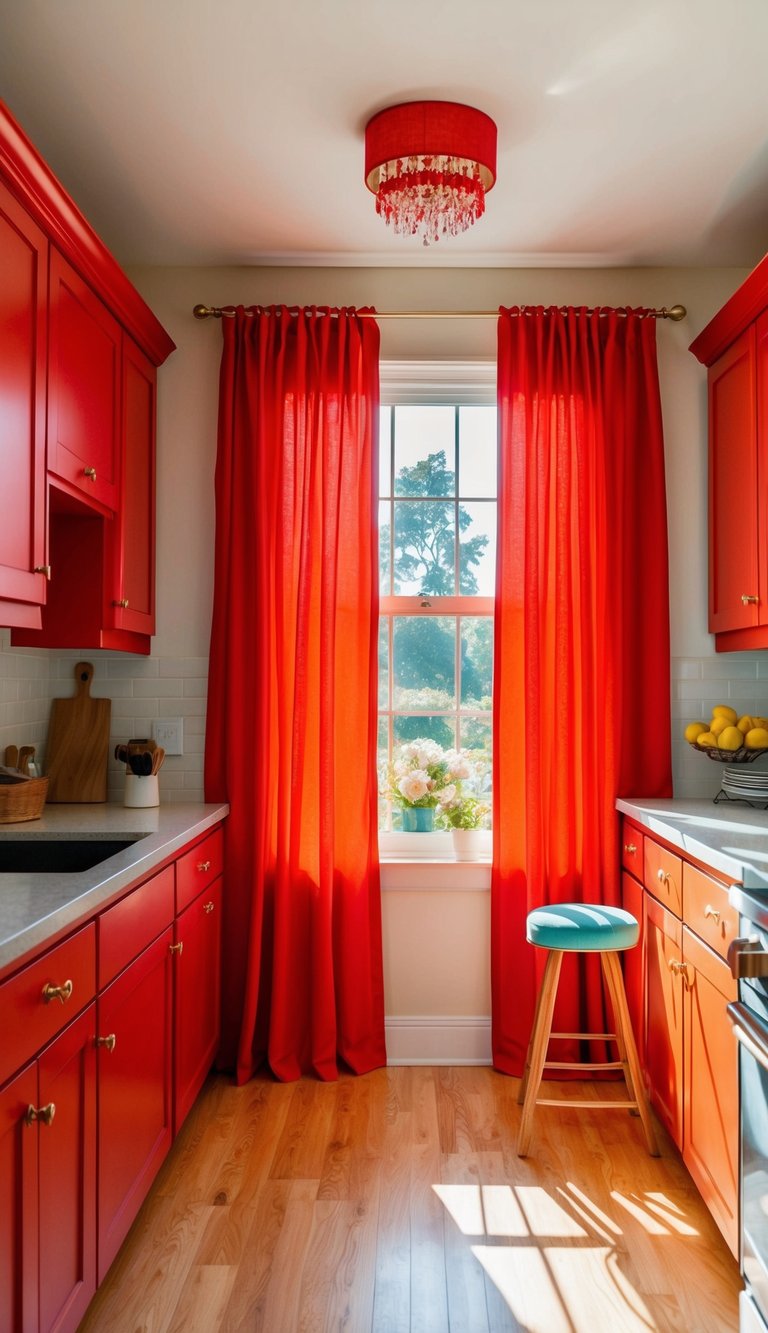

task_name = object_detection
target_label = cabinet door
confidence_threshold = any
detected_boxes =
[0,1062,39,1333]
[48,249,121,512]
[0,179,48,624]
[38,1004,97,1333]
[106,337,156,635]
[644,894,684,1147]
[174,878,222,1134]
[97,927,173,1281]
[682,927,739,1258]
[709,325,760,632]
[621,871,645,1069]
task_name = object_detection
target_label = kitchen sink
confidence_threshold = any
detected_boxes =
[0,838,144,873]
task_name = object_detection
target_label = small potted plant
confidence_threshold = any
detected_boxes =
[438,791,491,860]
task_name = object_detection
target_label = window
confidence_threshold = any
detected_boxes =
[378,396,496,831]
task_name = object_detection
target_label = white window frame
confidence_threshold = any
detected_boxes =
[378,361,496,871]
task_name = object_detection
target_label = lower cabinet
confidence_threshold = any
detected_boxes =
[0,822,224,1333]
[622,817,738,1258]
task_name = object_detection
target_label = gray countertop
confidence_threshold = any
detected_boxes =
[617,797,768,889]
[0,802,229,977]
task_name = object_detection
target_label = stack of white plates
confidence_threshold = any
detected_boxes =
[722,766,768,799]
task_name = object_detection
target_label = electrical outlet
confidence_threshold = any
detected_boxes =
[152,718,183,755]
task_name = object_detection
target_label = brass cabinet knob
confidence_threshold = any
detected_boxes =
[42,979,73,1005]
[169,941,184,955]
[203,901,215,914]
[33,565,51,578]
[668,958,681,974]
[704,904,721,924]
[96,1033,117,1052]
[624,843,637,854]
[197,860,212,872]
[742,594,759,604]
[26,1103,55,1126]
[83,466,97,480]
[112,598,129,609]
[656,868,669,885]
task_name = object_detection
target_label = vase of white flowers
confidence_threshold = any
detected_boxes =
[385,738,472,831]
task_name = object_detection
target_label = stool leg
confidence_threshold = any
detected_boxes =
[602,951,659,1157]
[517,949,563,1157]
[518,958,549,1107]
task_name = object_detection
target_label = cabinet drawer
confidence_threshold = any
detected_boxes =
[0,923,96,1088]
[621,825,644,879]
[176,827,223,914]
[683,925,738,1003]
[644,838,682,918]
[98,865,175,989]
[683,863,738,963]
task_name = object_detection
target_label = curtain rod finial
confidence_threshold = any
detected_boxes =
[665,304,687,322]
[193,303,215,320]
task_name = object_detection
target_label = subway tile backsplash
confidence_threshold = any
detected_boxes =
[1,634,766,808]
[0,633,207,803]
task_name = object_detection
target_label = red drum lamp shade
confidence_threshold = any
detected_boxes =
[364,100,497,245]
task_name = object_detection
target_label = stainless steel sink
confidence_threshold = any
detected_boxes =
[0,838,143,873]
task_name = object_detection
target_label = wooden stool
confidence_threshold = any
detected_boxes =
[516,902,658,1157]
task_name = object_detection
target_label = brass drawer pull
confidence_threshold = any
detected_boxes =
[203,901,215,914]
[656,868,670,885]
[668,958,682,974]
[42,979,73,1005]
[169,941,184,955]
[197,860,212,872]
[742,594,759,604]
[112,598,129,609]
[96,1033,117,1052]
[34,564,51,578]
[704,904,721,924]
[83,466,97,481]
[26,1103,55,1126]
[624,843,637,854]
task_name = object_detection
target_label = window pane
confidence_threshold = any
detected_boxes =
[459,502,496,597]
[394,407,455,495]
[459,716,492,799]
[393,715,456,750]
[393,616,456,709]
[378,620,389,709]
[379,499,391,595]
[379,406,392,499]
[394,501,455,595]
[459,406,497,498]
[460,618,493,707]
[378,715,390,829]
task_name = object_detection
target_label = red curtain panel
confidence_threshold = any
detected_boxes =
[205,306,386,1083]
[493,306,672,1076]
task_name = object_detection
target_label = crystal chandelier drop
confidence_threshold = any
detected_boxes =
[365,102,497,247]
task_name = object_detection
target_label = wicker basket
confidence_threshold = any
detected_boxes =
[687,741,768,764]
[0,774,49,823]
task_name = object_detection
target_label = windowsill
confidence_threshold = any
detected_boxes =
[379,831,492,890]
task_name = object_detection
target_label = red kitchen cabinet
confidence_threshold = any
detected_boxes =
[682,926,738,1258]
[0,177,48,629]
[48,249,121,513]
[97,926,173,1280]
[644,893,684,1148]
[174,877,222,1134]
[0,1063,38,1333]
[108,337,157,636]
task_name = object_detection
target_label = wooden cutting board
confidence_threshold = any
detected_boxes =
[46,662,111,802]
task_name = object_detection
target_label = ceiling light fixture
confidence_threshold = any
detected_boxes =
[364,100,497,246]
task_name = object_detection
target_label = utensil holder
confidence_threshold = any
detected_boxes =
[124,774,159,808]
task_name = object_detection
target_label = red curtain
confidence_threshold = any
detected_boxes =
[205,306,386,1084]
[493,306,672,1076]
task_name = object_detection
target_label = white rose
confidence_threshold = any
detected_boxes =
[399,771,429,803]
[438,784,457,806]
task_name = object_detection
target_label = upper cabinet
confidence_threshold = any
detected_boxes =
[690,256,768,651]
[0,99,175,652]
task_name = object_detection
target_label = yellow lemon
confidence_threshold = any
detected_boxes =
[696,731,718,748]
[710,716,730,737]
[738,715,755,734]
[718,726,743,751]
[755,717,768,731]
[684,722,708,743]
[712,704,738,725]
[745,728,768,750]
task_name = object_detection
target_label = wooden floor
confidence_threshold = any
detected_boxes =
[79,1067,740,1333]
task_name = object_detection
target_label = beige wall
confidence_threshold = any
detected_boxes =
[1,262,758,1055]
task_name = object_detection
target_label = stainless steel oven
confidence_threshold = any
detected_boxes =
[728,889,768,1333]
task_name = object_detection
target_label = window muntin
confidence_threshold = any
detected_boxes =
[378,404,496,831]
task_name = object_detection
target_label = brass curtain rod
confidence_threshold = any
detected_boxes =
[192,302,687,322]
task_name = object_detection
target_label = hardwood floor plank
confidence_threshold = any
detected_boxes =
[82,1068,740,1333]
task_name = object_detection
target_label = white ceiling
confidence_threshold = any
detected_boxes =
[1,0,767,269]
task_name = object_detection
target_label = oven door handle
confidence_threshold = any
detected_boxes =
[728,1001,768,1074]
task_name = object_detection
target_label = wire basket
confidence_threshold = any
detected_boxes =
[0,774,49,823]
[687,741,768,764]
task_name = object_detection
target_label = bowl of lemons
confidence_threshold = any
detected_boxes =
[685,705,768,762]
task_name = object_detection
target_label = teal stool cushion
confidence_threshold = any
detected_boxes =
[526,903,639,952]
